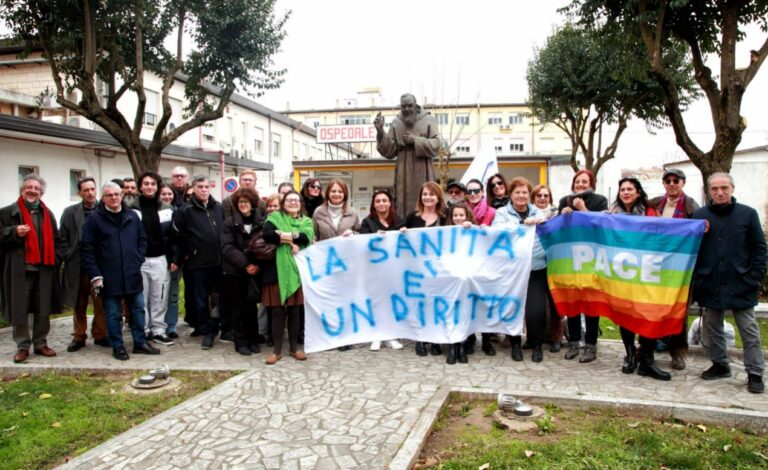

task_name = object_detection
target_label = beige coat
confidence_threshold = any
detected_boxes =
[312,204,360,242]
[377,109,441,218]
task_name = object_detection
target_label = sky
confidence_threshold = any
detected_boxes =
[259,0,768,169]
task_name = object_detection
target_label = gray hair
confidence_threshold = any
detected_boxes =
[20,174,47,194]
[101,181,122,194]
[707,172,734,187]
[191,175,209,186]
[171,166,189,177]
[400,93,417,104]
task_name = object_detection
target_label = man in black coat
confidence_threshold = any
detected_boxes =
[60,176,109,352]
[80,182,160,361]
[692,173,766,394]
[171,175,224,350]
[0,174,62,363]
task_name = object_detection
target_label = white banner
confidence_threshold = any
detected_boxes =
[295,225,536,353]
[460,146,498,186]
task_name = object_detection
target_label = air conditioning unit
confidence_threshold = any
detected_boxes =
[67,116,94,129]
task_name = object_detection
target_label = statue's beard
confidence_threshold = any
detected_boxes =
[402,110,417,127]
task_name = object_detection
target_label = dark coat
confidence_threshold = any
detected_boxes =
[692,199,768,310]
[0,201,63,324]
[359,214,404,234]
[80,203,147,297]
[59,202,91,306]
[171,195,224,270]
[557,190,608,213]
[221,210,263,277]
[402,211,446,228]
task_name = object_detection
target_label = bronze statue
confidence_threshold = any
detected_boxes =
[375,94,442,218]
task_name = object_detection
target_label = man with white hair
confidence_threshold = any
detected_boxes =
[692,172,766,394]
[0,174,62,363]
[169,166,189,209]
[80,182,160,360]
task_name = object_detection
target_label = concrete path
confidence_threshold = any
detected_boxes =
[2,318,767,469]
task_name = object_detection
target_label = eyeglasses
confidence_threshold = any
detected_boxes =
[492,181,505,187]
[663,178,681,184]
[284,198,301,204]
[536,194,550,199]
[447,190,463,195]
[171,174,186,178]
[466,188,482,195]
[310,184,322,189]
[104,193,122,198]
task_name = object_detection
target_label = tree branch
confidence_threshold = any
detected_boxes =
[743,35,768,87]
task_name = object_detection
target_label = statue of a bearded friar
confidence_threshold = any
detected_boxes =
[374,93,442,218]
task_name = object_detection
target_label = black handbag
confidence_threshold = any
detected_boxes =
[245,232,277,260]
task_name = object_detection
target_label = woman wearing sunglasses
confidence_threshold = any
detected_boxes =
[485,173,510,209]
[300,178,324,218]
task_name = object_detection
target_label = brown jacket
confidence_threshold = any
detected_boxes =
[312,204,360,242]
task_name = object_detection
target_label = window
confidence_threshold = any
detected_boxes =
[272,133,281,158]
[254,127,264,154]
[488,114,502,125]
[293,140,300,159]
[304,117,321,128]
[143,90,158,127]
[18,166,39,186]
[303,143,309,159]
[340,115,370,125]
[455,114,469,126]
[436,113,449,125]
[509,113,523,125]
[494,145,503,152]
[510,143,525,152]
[69,170,85,198]
[455,145,470,153]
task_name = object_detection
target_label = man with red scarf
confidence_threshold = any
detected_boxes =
[0,174,62,363]
[650,168,700,370]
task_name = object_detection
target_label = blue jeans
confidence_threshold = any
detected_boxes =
[165,267,182,334]
[103,293,148,349]
[188,266,221,336]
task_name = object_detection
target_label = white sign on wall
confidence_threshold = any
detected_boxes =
[316,124,377,143]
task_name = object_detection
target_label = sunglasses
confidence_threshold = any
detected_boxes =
[536,193,550,199]
[310,184,322,189]
[466,188,482,195]
[664,178,681,184]
[492,181,505,187]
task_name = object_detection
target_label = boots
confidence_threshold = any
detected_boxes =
[446,344,457,364]
[481,333,496,356]
[564,341,580,360]
[638,348,671,381]
[457,343,468,363]
[464,334,476,354]
[579,344,597,363]
[622,344,638,374]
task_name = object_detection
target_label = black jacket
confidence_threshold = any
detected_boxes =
[172,195,224,270]
[220,210,263,277]
[692,199,768,310]
[359,215,404,233]
[557,190,608,213]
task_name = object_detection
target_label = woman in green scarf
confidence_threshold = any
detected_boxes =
[261,190,314,365]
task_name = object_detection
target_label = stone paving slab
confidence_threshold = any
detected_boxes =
[2,318,767,469]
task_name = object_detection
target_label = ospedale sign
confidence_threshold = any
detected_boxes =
[316,124,377,144]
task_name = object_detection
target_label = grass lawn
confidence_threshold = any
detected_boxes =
[0,369,236,469]
[599,315,768,349]
[418,397,768,469]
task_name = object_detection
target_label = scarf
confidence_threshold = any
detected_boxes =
[609,201,650,216]
[469,197,491,225]
[267,210,315,303]
[327,202,344,230]
[17,196,56,266]
[658,193,688,219]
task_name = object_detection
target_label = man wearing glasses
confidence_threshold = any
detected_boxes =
[80,182,161,360]
[169,166,189,209]
[222,169,266,219]
[650,168,699,371]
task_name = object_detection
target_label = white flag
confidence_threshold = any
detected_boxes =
[460,146,498,186]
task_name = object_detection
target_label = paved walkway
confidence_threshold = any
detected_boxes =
[2,318,767,469]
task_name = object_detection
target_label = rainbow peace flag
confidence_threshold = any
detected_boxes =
[536,211,706,338]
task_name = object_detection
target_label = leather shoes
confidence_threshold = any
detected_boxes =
[13,349,29,363]
[290,351,307,361]
[67,339,86,352]
[132,343,161,355]
[510,344,523,361]
[531,345,543,363]
[113,347,129,361]
[34,346,57,357]
[93,338,111,347]
[415,342,428,356]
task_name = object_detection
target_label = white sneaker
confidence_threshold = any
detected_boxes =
[387,340,404,350]
[370,341,381,351]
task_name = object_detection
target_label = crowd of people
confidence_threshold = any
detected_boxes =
[1,165,765,394]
